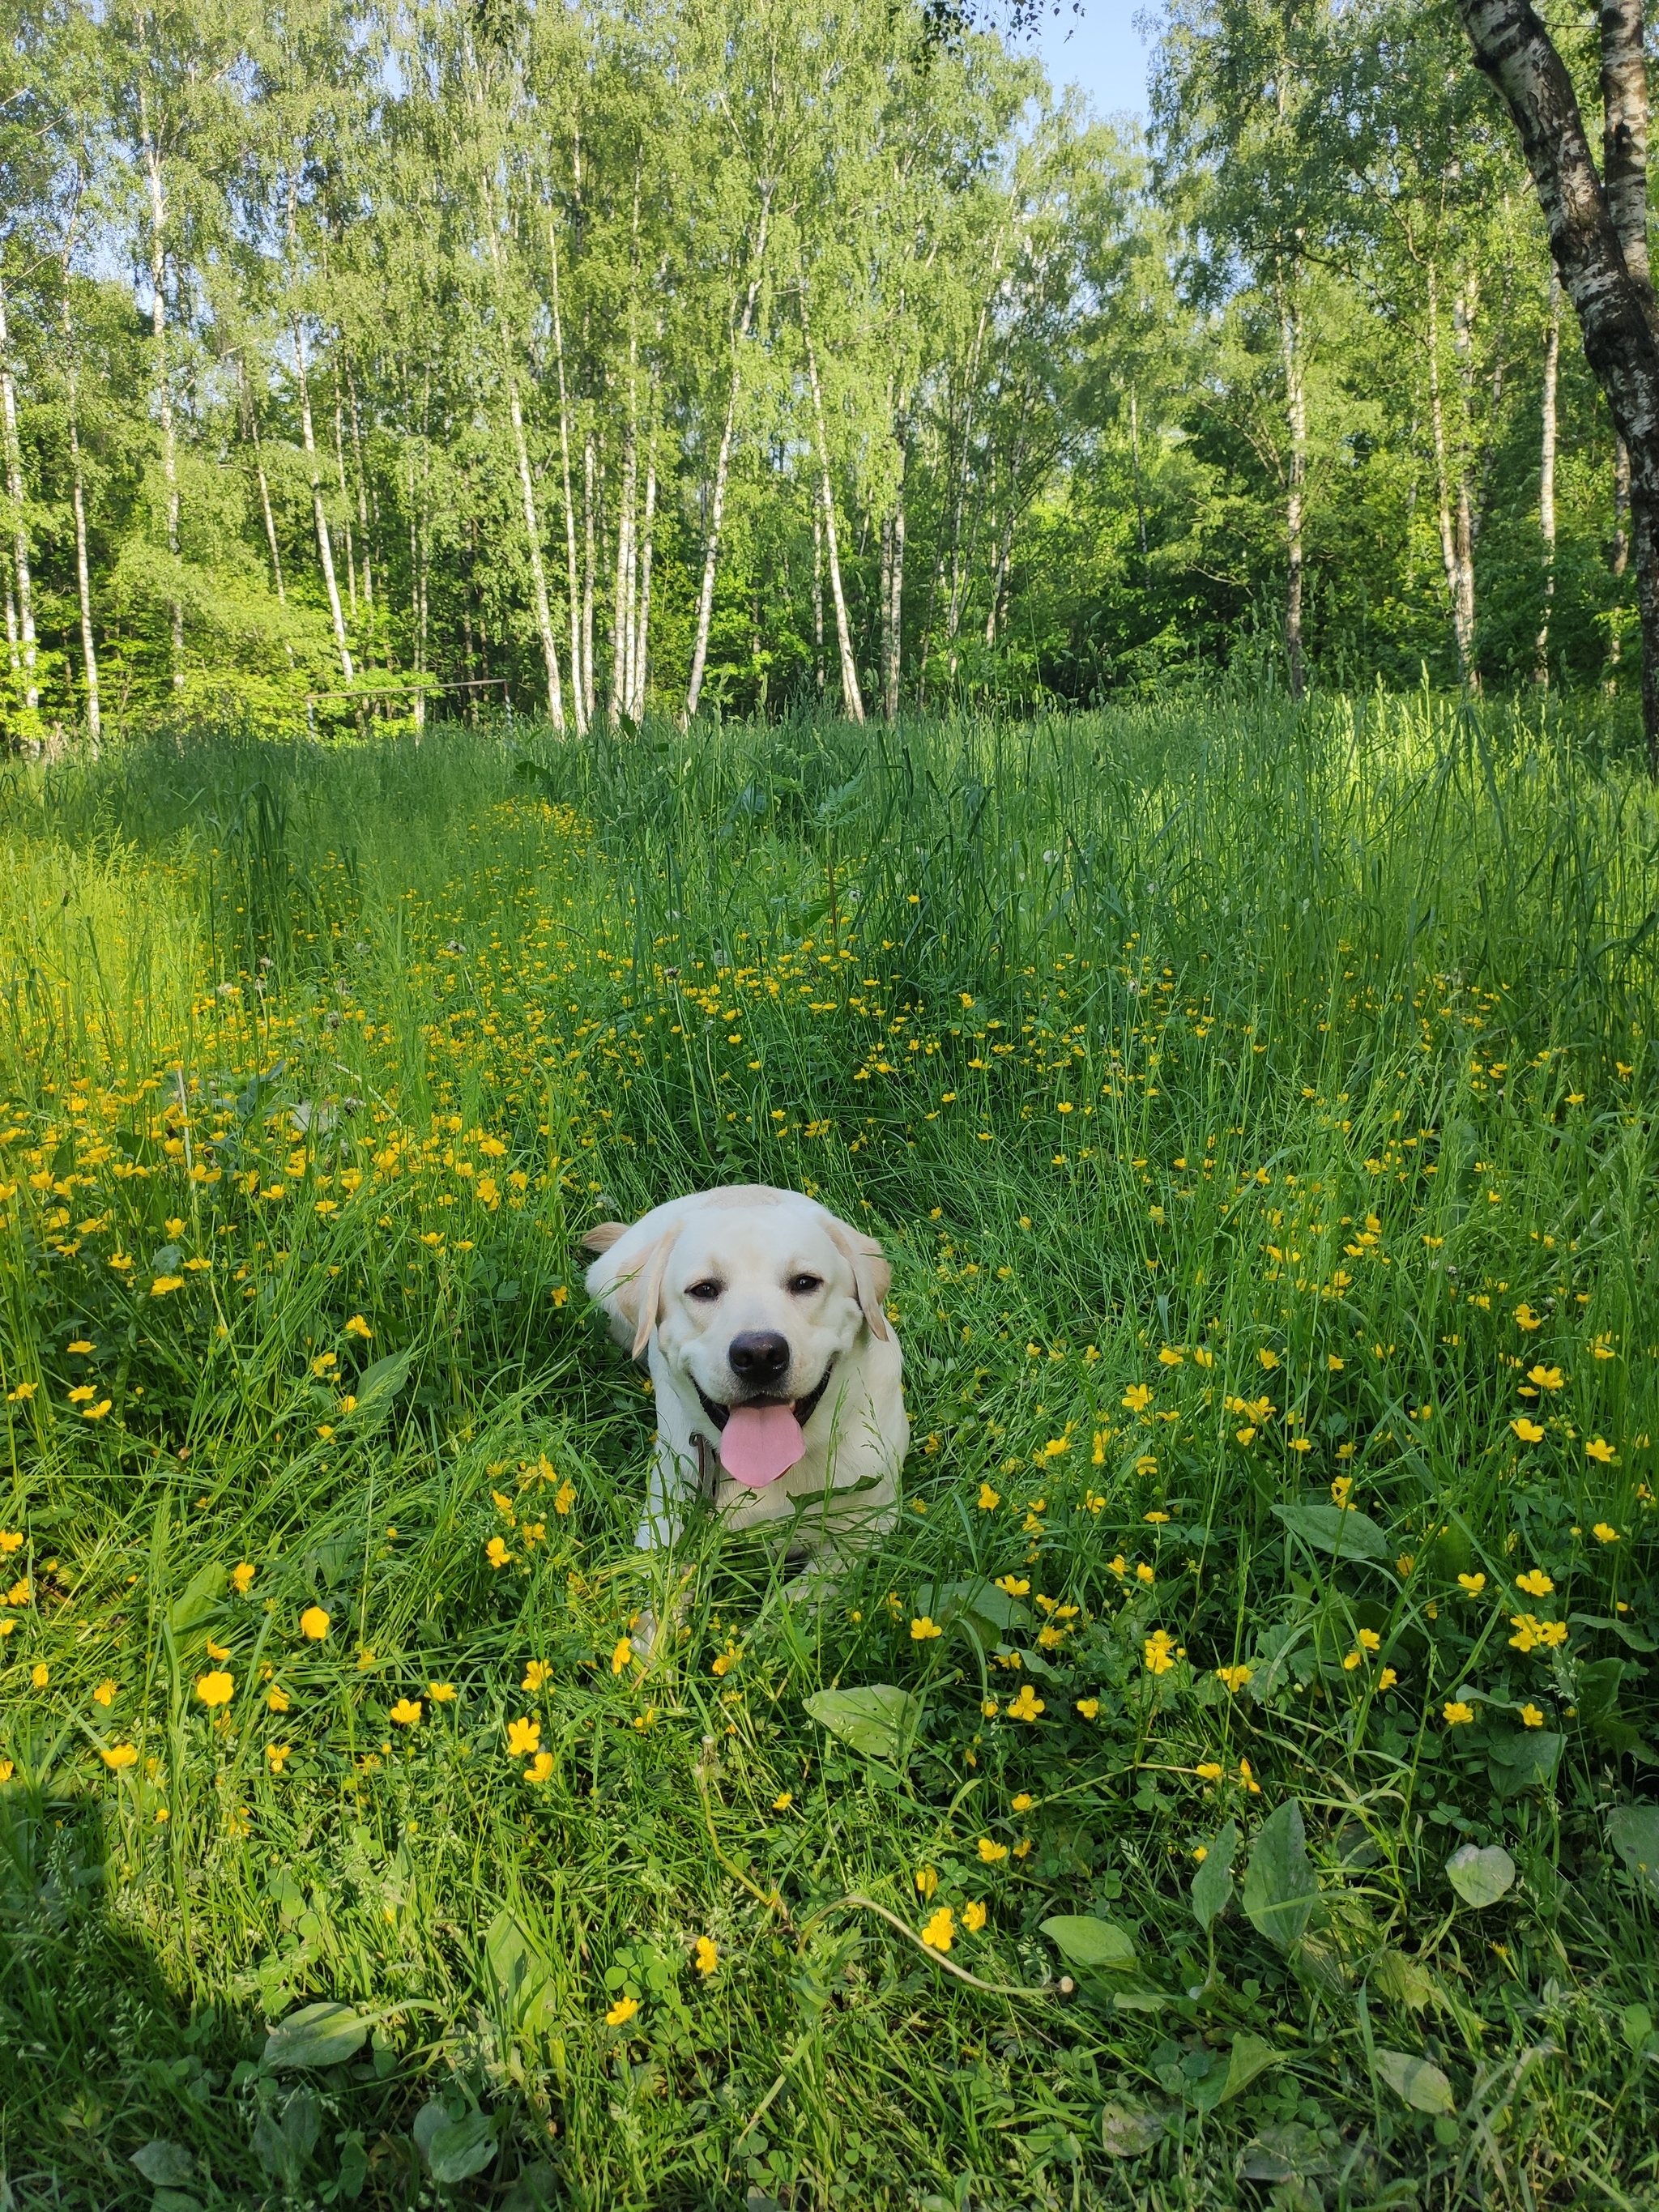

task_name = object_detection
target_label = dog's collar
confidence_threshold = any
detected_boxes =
[693,1357,836,1437]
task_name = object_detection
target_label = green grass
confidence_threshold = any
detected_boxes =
[0,690,1656,2210]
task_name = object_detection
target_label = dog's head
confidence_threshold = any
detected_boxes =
[582,1186,891,1487]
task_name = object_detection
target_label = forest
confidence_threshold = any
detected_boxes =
[0,0,1641,744]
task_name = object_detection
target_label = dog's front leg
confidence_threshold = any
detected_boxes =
[635,1434,697,1553]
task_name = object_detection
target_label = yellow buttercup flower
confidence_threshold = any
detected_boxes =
[300,1605,330,1640]
[505,1715,541,1758]
[100,1742,139,1770]
[977,1836,1009,1864]
[92,1678,117,1707]
[1511,1417,1545,1443]
[267,1742,292,1772]
[1443,1700,1476,1726]
[1007,1684,1045,1722]
[1074,1697,1099,1718]
[389,1698,421,1725]
[915,1865,939,1899]
[920,1907,955,1952]
[267,1685,290,1712]
[429,1682,457,1702]
[910,1616,943,1641]
[1121,1383,1152,1413]
[1592,1523,1619,1543]
[605,1995,638,2027]
[1585,1438,1618,1465]
[1520,1703,1546,1728]
[526,1751,555,1783]
[344,1315,373,1339]
[522,1660,551,1690]
[977,1483,1000,1510]
[195,1670,233,1707]
[772,1791,793,1811]
[963,1900,987,1933]
[1143,1630,1177,1676]
[231,1562,256,1594]
[612,1638,635,1675]
[485,1536,513,1569]
[1195,1761,1224,1780]
[1456,1573,1486,1595]
[695,1936,719,1976]
[1516,1570,1555,1597]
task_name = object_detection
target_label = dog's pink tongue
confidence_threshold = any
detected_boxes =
[720,1402,806,1489]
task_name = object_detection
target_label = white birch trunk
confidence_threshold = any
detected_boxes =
[294,321,353,684]
[62,290,100,744]
[0,276,38,710]
[800,285,864,723]
[1536,273,1560,681]
[140,86,183,688]
[685,190,771,720]
[548,219,586,735]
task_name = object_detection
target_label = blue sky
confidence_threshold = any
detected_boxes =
[1021,0,1156,121]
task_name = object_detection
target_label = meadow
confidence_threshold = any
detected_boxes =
[0,692,1655,2210]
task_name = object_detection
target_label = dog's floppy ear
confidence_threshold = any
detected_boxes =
[579,1221,629,1255]
[821,1215,892,1342]
[585,1225,683,1361]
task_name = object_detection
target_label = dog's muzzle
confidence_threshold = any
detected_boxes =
[692,1362,835,1490]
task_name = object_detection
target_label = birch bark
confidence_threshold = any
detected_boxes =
[1456,0,1659,768]
[685,187,771,719]
[800,280,864,722]
[62,290,100,744]
[139,83,182,687]
[0,276,37,710]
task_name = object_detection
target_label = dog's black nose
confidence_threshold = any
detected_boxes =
[728,1331,790,1387]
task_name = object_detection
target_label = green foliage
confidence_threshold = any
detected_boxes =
[0,693,1654,2205]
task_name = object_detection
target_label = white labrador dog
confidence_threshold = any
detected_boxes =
[582,1184,907,1567]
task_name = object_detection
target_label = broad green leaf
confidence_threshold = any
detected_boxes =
[484,1908,556,2028]
[1373,2048,1456,2115]
[427,2111,497,2185]
[1191,2032,1277,2112]
[262,2000,372,2071]
[1609,1805,1659,1898]
[1236,2124,1329,2183]
[1272,1502,1390,1562]
[1098,2101,1166,2156]
[1192,1820,1239,1931]
[1370,1950,1435,2012]
[914,1578,1030,1636]
[1487,1729,1563,1798]
[804,1686,919,1763]
[130,2142,195,2187]
[350,1348,412,1429]
[1038,1915,1137,1971]
[1445,1843,1515,1907]
[168,1562,227,1634]
[1590,1712,1659,1765]
[1572,1611,1659,1652]
[1242,1801,1316,1951]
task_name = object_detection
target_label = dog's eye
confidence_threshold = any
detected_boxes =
[685,1279,723,1303]
[787,1273,823,1297]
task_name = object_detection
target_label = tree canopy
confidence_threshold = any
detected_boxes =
[0,0,1638,741]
